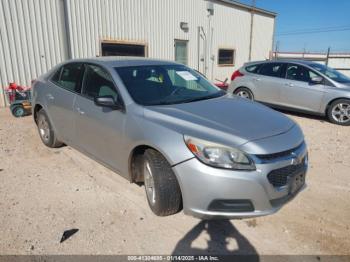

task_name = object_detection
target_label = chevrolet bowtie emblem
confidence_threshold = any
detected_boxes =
[291,152,302,165]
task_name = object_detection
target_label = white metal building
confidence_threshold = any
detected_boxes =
[0,0,276,107]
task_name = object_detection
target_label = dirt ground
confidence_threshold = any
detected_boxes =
[0,107,349,256]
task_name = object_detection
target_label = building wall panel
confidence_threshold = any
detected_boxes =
[251,13,274,61]
[0,0,275,107]
[0,0,68,106]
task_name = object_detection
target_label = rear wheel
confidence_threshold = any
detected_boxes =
[143,149,182,216]
[327,99,350,126]
[36,109,64,147]
[234,87,254,100]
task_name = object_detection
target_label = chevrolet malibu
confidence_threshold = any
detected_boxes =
[32,57,308,219]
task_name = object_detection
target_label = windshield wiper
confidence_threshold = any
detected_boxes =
[180,92,225,104]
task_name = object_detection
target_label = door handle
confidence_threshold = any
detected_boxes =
[76,107,85,115]
[46,94,54,100]
[253,77,261,81]
[285,83,294,87]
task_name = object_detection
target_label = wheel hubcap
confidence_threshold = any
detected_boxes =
[38,116,50,142]
[332,103,350,123]
[144,161,156,205]
[237,90,251,99]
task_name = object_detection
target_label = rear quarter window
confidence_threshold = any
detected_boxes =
[245,64,261,73]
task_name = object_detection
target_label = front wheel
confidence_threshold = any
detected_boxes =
[327,99,350,126]
[143,149,182,216]
[234,87,254,100]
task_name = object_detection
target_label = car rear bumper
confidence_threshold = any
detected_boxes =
[172,143,308,219]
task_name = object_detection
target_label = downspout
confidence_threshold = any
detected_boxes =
[210,27,214,81]
[63,0,72,59]
[197,27,201,71]
[248,0,256,61]
[201,27,207,76]
[271,16,276,60]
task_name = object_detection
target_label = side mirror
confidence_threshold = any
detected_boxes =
[310,76,323,85]
[94,95,122,110]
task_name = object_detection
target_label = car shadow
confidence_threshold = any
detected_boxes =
[274,108,327,123]
[172,220,259,261]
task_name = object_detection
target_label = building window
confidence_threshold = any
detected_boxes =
[101,42,146,57]
[218,49,235,66]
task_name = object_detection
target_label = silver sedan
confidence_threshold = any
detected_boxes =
[32,57,308,219]
[228,60,350,125]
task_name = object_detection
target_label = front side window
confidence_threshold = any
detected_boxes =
[286,64,318,83]
[309,63,350,84]
[82,64,118,100]
[258,63,284,78]
[115,65,224,106]
[51,63,84,92]
[218,49,235,66]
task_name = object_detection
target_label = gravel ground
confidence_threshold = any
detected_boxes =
[0,108,349,255]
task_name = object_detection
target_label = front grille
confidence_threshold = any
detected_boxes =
[256,142,304,162]
[267,159,306,187]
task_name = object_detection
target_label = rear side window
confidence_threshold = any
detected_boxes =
[51,63,84,93]
[258,63,284,78]
[82,64,118,100]
[245,64,261,73]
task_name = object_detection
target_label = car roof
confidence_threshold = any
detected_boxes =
[64,56,182,67]
[245,59,321,67]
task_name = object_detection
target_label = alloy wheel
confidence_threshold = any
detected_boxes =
[331,103,350,124]
[38,115,50,142]
[144,161,156,205]
[237,90,252,100]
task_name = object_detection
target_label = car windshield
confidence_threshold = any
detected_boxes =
[309,63,350,84]
[115,65,225,106]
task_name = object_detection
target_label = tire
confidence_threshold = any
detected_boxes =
[36,109,64,148]
[327,99,350,126]
[142,149,182,216]
[11,105,25,118]
[234,87,254,100]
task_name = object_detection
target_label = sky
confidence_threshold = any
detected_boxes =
[238,0,350,53]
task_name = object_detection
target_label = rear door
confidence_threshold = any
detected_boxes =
[280,63,325,112]
[74,64,127,172]
[253,62,286,105]
[47,63,84,143]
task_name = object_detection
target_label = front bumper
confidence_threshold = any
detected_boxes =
[173,143,308,219]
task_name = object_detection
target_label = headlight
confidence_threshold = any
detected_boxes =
[184,135,255,171]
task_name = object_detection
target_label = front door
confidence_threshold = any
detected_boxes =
[280,64,325,112]
[74,64,127,173]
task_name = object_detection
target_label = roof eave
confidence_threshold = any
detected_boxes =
[215,0,277,18]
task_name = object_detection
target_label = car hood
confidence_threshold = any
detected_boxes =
[143,94,295,147]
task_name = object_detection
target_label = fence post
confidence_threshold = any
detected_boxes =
[326,47,330,66]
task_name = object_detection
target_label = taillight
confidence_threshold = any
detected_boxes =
[231,70,244,81]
